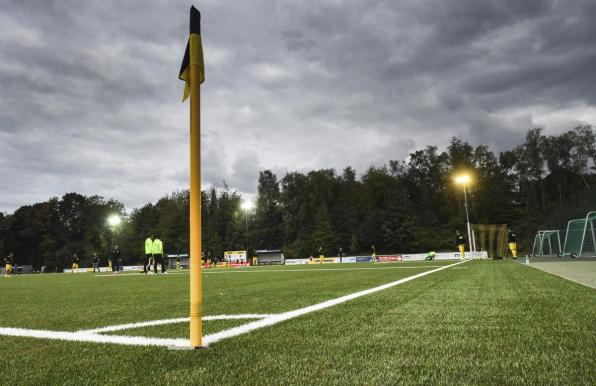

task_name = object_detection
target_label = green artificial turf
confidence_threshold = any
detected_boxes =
[1,260,594,385]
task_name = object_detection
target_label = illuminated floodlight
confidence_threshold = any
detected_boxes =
[107,214,122,226]
[455,174,471,185]
[241,200,254,211]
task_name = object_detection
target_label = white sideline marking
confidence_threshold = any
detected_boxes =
[78,314,275,334]
[0,260,466,348]
[201,259,467,346]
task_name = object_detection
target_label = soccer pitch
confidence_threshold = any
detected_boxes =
[1,260,594,385]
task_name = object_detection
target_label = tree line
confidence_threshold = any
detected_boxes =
[1,125,594,270]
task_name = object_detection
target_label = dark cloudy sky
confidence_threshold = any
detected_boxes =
[1,0,595,213]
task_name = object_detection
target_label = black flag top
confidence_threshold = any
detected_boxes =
[179,6,205,102]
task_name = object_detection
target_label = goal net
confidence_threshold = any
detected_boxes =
[532,230,562,257]
[562,211,596,257]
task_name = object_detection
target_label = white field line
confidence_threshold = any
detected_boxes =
[201,259,467,346]
[93,272,189,277]
[93,265,447,277]
[78,314,275,334]
[203,265,445,274]
[0,260,466,348]
[0,327,190,348]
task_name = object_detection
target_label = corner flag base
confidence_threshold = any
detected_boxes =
[167,345,206,351]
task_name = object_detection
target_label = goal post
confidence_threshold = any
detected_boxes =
[531,230,562,257]
[561,211,596,257]
[579,211,596,257]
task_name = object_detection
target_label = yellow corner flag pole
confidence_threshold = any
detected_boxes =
[179,5,205,348]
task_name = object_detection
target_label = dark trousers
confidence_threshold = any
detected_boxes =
[153,254,165,273]
[112,262,120,272]
[143,254,152,273]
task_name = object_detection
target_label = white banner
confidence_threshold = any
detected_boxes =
[285,259,310,265]
[282,251,488,266]
[224,250,247,263]
[401,251,488,261]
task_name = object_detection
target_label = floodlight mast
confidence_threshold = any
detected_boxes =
[241,200,254,250]
[455,174,473,254]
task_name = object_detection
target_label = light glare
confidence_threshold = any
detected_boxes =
[241,200,254,211]
[455,174,471,185]
[107,214,121,226]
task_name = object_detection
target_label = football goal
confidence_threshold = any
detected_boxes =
[562,211,596,258]
[531,230,562,257]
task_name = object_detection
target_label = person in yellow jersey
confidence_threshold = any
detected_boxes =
[508,229,518,259]
[144,235,154,275]
[4,253,14,277]
[71,253,79,274]
[456,231,466,258]
[152,236,167,274]
[110,245,121,274]
[371,245,377,263]
[318,246,324,263]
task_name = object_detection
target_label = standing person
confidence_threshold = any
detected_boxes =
[318,246,324,263]
[144,235,154,275]
[207,250,213,268]
[71,253,80,274]
[110,245,121,274]
[508,230,518,259]
[338,247,344,263]
[92,253,100,273]
[371,245,377,263]
[456,231,466,259]
[152,236,166,274]
[4,253,13,277]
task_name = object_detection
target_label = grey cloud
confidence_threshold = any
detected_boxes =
[227,151,261,193]
[1,0,595,212]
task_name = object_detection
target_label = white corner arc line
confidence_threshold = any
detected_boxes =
[78,314,275,334]
[201,259,467,346]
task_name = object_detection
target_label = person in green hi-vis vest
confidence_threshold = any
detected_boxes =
[144,235,153,275]
[152,236,167,274]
